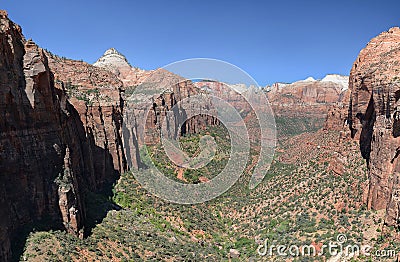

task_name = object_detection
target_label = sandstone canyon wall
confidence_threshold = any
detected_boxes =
[0,12,219,261]
[93,50,219,169]
[0,11,127,261]
[348,27,400,227]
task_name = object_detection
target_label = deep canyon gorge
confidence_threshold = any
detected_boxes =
[1,9,400,261]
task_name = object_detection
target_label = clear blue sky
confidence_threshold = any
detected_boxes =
[2,0,400,86]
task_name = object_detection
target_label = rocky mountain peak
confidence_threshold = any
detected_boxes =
[93,48,155,87]
[103,47,125,58]
[321,74,349,91]
[93,48,131,75]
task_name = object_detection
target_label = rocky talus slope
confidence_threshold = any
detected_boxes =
[348,27,400,228]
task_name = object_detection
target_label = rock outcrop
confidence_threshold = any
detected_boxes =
[324,89,351,131]
[348,27,400,227]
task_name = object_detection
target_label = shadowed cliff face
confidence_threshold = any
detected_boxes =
[0,12,125,261]
[349,27,400,227]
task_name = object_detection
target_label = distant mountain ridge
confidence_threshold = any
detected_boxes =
[265,74,349,92]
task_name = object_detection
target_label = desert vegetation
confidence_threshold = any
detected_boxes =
[20,125,399,261]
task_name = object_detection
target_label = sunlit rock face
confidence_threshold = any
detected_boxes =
[265,74,349,119]
[348,27,400,227]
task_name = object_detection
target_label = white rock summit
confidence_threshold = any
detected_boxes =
[264,74,349,92]
[93,48,132,76]
[93,48,153,87]
[321,74,349,91]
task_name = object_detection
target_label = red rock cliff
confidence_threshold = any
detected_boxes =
[349,27,400,227]
[0,12,125,261]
